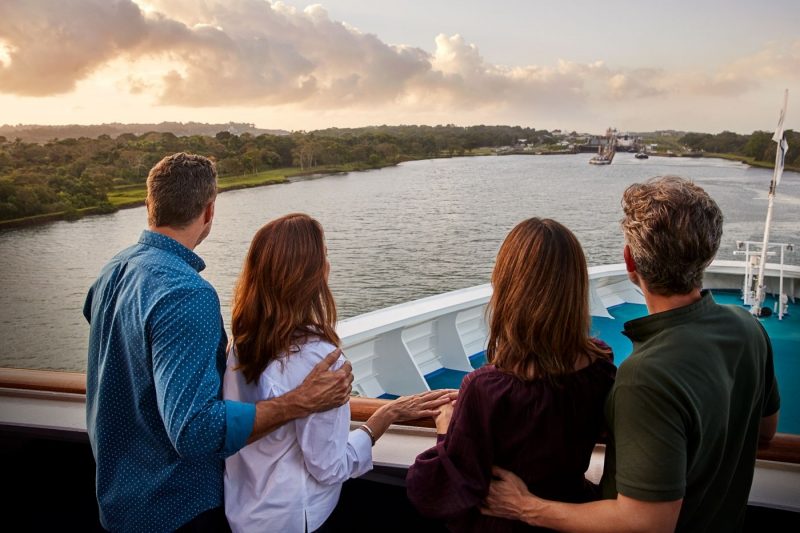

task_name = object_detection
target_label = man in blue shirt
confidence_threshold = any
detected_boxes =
[84,153,353,532]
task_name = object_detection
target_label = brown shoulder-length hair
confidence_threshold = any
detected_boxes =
[486,218,610,381]
[231,213,339,384]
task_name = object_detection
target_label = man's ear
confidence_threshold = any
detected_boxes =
[203,200,215,224]
[623,245,636,273]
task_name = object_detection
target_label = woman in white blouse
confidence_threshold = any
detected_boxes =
[223,213,453,533]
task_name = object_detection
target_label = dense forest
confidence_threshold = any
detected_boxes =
[0,125,545,222]
[0,125,795,223]
[679,130,800,166]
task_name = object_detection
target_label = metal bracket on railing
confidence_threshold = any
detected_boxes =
[734,240,795,320]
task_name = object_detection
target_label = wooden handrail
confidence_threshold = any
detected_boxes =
[1,368,797,463]
[0,367,86,394]
[758,433,800,464]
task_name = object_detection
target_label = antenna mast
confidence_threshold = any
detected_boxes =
[751,89,789,317]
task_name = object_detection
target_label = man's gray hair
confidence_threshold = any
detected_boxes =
[146,153,217,228]
[621,176,723,295]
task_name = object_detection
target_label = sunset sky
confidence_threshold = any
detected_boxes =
[0,0,798,134]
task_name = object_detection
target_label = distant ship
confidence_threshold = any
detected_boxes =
[590,127,617,165]
[588,154,612,165]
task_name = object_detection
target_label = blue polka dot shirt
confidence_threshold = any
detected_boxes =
[84,230,256,532]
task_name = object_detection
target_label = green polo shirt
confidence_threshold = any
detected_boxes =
[600,291,780,532]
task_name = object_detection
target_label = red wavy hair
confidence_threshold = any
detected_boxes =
[231,213,339,384]
[486,218,610,381]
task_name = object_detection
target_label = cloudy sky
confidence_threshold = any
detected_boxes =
[0,0,798,133]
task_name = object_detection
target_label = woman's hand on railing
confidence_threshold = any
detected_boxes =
[385,389,457,422]
[362,389,458,444]
[434,399,456,435]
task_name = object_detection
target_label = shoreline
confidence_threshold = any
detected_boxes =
[698,152,800,172]
[1,151,796,231]
[0,163,397,231]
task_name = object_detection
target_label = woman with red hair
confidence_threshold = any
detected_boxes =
[407,218,617,531]
[223,213,451,533]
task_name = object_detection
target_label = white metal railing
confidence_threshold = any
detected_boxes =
[340,261,800,398]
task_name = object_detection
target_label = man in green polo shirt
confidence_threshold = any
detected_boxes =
[481,176,780,532]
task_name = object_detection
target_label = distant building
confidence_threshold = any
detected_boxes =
[616,132,642,149]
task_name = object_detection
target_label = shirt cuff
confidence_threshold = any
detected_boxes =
[348,427,374,477]
[223,400,256,456]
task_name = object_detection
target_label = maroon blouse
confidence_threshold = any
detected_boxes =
[406,358,616,532]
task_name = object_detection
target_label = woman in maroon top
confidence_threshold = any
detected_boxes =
[406,218,616,531]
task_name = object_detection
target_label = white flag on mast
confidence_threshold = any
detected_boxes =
[772,89,789,187]
[777,137,788,187]
[772,89,788,141]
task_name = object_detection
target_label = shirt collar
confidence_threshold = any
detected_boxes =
[138,230,206,272]
[623,290,715,342]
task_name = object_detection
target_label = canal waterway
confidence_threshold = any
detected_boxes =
[1,152,798,373]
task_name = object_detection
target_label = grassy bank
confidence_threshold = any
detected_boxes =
[107,162,399,209]
[0,205,119,230]
[107,167,291,208]
[0,162,395,230]
[700,152,800,173]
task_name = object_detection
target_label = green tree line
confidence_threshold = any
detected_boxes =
[679,130,800,167]
[1,125,794,223]
[0,125,545,222]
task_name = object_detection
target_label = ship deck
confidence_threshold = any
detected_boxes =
[418,289,799,434]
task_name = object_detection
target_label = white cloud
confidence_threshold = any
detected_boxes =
[0,39,13,68]
[0,0,797,128]
[0,0,150,95]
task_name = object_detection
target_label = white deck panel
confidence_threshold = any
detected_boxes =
[0,389,86,434]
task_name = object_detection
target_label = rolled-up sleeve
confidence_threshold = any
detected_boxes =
[224,400,256,455]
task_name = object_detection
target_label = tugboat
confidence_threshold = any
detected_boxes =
[589,127,616,165]
[588,154,612,165]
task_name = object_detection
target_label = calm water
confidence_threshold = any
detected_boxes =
[1,152,798,372]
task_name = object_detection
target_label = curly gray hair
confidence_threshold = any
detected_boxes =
[621,176,723,295]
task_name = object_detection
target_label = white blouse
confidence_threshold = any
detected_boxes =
[223,338,373,533]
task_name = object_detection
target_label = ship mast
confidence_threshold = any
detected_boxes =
[751,89,789,317]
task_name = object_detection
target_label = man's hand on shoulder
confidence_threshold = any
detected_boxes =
[248,349,353,443]
[294,348,353,414]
